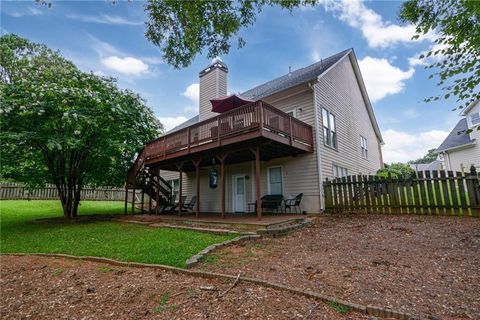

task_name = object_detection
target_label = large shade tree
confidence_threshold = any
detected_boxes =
[0,34,162,218]
[400,0,480,113]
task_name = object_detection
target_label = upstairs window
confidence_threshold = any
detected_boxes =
[322,108,337,149]
[470,112,480,126]
[360,135,368,159]
[333,164,348,178]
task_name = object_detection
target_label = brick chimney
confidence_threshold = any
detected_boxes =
[198,58,228,121]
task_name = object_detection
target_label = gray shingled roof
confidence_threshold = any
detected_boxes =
[436,118,474,152]
[168,49,351,134]
[410,160,442,171]
[168,115,199,133]
[241,49,351,100]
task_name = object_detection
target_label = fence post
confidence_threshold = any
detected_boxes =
[465,167,480,217]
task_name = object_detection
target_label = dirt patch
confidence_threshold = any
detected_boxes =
[196,214,480,319]
[0,255,370,319]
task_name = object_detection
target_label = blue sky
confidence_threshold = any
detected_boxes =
[1,0,460,163]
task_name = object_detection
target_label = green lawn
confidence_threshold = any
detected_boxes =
[0,200,236,267]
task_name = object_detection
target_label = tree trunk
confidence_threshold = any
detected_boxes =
[56,182,81,218]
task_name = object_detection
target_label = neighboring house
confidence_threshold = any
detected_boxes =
[409,160,443,172]
[127,49,383,215]
[436,99,480,173]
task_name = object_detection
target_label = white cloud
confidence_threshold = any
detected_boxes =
[403,108,421,119]
[183,106,198,114]
[101,56,149,75]
[182,83,199,113]
[67,14,143,26]
[7,6,44,18]
[382,129,449,163]
[310,49,321,62]
[183,83,199,105]
[318,0,435,48]
[157,116,189,132]
[359,56,415,103]
[409,42,448,67]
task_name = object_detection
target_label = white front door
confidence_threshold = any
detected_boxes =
[233,175,245,212]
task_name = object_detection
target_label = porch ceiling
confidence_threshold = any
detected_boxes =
[147,137,306,172]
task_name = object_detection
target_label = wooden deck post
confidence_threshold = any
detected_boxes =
[148,183,152,213]
[131,187,135,214]
[216,153,228,219]
[192,158,202,218]
[124,186,128,214]
[176,162,184,217]
[250,146,262,220]
[141,189,145,213]
[155,169,160,215]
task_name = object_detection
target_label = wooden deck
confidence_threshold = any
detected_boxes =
[129,100,313,173]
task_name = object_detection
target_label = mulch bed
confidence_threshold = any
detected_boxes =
[0,255,370,319]
[195,214,480,320]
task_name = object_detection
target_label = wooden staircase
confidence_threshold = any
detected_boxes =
[126,148,173,213]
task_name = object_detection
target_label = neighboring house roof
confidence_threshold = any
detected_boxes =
[241,49,351,100]
[410,160,442,171]
[436,118,474,152]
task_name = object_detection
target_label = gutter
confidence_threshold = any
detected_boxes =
[309,81,325,212]
[437,140,476,153]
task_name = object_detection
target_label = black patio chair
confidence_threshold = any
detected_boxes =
[284,193,303,214]
[182,196,197,212]
[162,196,187,213]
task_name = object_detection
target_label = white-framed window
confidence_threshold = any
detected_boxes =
[333,164,348,178]
[360,135,368,159]
[470,111,480,126]
[287,108,297,118]
[167,179,180,202]
[267,166,283,195]
[322,108,337,149]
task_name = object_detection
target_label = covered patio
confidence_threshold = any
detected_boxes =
[126,100,314,220]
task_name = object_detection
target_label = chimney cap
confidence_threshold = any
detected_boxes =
[199,57,228,77]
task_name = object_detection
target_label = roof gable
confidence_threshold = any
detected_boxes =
[241,49,351,100]
[436,118,474,152]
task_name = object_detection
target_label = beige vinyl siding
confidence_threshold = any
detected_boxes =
[160,170,193,201]
[259,84,321,212]
[199,68,227,121]
[446,146,480,172]
[444,101,480,172]
[315,55,382,182]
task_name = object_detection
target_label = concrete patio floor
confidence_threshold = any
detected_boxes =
[121,212,306,227]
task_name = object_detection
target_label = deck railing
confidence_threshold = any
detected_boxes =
[144,101,313,161]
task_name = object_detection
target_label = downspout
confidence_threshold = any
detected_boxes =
[309,81,325,212]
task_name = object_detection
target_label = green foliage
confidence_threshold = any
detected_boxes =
[408,148,438,164]
[0,200,236,267]
[145,0,316,68]
[376,163,416,179]
[0,34,162,216]
[325,301,351,314]
[153,291,176,313]
[399,0,480,111]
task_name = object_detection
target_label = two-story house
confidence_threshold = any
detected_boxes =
[126,49,383,217]
[436,99,480,172]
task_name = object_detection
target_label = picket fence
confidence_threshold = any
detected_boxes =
[0,183,125,201]
[323,170,480,216]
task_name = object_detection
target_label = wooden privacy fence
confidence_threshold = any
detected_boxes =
[323,170,480,216]
[0,183,126,201]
